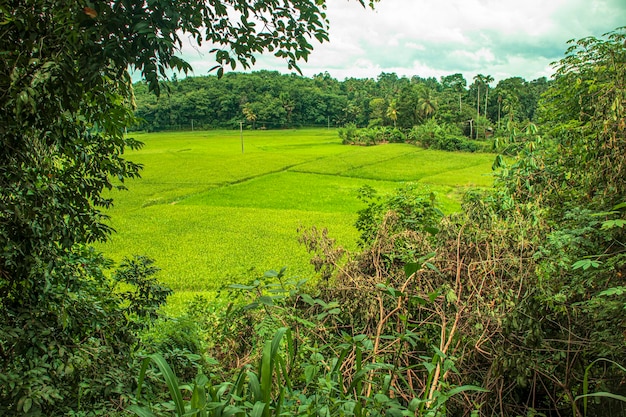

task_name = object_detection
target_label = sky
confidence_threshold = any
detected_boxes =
[177,0,626,83]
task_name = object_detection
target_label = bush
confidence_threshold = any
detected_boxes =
[408,119,483,152]
[388,128,406,143]
[338,123,358,144]
[140,317,209,383]
[0,251,171,416]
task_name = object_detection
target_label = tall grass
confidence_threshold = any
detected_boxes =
[97,129,495,310]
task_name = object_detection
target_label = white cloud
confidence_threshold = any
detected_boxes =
[450,48,496,65]
[171,0,626,82]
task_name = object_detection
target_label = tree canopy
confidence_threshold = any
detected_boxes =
[129,70,549,132]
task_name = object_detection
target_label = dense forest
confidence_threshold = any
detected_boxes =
[133,70,549,135]
[2,0,625,416]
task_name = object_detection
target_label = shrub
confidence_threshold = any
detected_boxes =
[0,251,170,416]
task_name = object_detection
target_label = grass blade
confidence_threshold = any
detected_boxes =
[149,353,186,416]
[247,370,262,402]
[579,358,626,416]
[251,401,267,417]
[260,339,273,415]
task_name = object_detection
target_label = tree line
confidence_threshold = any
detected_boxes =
[133,70,550,134]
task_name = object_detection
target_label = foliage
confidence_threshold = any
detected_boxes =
[114,255,172,324]
[408,119,485,152]
[130,269,487,417]
[141,27,623,417]
[575,358,626,417]
[118,27,626,417]
[130,69,549,132]
[123,25,625,417]
[338,123,359,144]
[458,28,626,415]
[0,0,378,414]
[0,250,170,415]
[140,317,209,384]
[355,184,442,247]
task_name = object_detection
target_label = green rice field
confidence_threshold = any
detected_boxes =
[97,129,496,312]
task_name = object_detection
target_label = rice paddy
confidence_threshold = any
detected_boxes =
[97,129,496,312]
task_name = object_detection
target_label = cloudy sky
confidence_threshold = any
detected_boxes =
[179,0,626,82]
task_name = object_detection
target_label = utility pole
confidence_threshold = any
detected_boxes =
[240,121,244,153]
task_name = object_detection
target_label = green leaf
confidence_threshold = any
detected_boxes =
[424,226,439,235]
[445,288,458,303]
[227,283,257,290]
[258,296,274,306]
[127,405,158,417]
[576,392,626,404]
[447,384,489,397]
[601,219,626,229]
[247,371,262,401]
[612,202,626,211]
[422,361,436,373]
[251,401,267,417]
[300,293,315,305]
[572,259,602,270]
[598,287,626,297]
[23,398,32,413]
[149,354,186,416]
[404,262,419,278]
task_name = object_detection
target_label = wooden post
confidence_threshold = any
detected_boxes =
[240,121,244,153]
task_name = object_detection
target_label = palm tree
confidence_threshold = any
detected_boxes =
[386,99,398,128]
[417,87,437,121]
[502,94,519,123]
[279,92,295,127]
[473,74,485,120]
[497,94,503,129]
[242,103,257,129]
[483,74,494,118]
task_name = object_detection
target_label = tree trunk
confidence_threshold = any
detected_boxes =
[476,87,480,120]
[498,101,501,129]
[484,87,489,118]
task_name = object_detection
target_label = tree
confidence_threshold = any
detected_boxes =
[486,29,626,415]
[417,86,438,121]
[242,102,258,129]
[0,0,379,414]
[502,93,520,123]
[473,74,485,120]
[279,92,295,126]
[441,73,467,113]
[482,74,494,118]
[386,99,399,128]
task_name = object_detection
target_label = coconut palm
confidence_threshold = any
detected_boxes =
[386,99,399,128]
[242,102,257,129]
[502,94,520,123]
[279,92,295,126]
[417,87,438,121]
[483,74,494,118]
[473,74,485,120]
[497,93,502,129]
